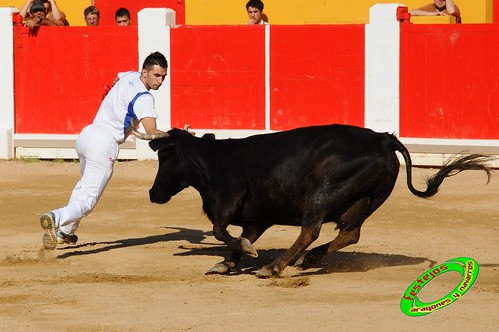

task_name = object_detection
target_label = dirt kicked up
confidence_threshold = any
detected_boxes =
[0,159,497,331]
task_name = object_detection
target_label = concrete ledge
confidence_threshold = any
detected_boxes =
[13,134,137,160]
[15,147,139,160]
[400,137,499,167]
[400,152,499,168]
[410,16,456,24]
[14,134,135,149]
[11,131,499,168]
[400,141,499,168]
[405,143,499,155]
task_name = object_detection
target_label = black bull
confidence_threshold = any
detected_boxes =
[147,124,492,278]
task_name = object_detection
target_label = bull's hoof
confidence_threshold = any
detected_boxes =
[295,250,324,270]
[255,265,280,278]
[240,237,258,258]
[205,262,232,275]
[294,254,307,270]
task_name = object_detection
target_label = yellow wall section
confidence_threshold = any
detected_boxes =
[6,0,91,26]
[186,0,492,25]
[2,0,494,25]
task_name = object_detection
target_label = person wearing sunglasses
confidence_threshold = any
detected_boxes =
[20,0,69,28]
[410,0,461,23]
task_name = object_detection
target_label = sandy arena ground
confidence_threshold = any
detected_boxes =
[0,159,497,331]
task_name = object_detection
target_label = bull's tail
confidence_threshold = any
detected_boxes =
[389,136,493,198]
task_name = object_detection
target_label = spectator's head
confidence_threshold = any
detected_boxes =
[141,52,169,91]
[115,7,131,26]
[84,5,100,26]
[246,0,265,24]
[434,0,446,10]
[30,0,46,15]
[246,0,264,12]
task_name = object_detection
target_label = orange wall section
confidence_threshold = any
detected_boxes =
[94,0,185,26]
[4,0,495,25]
[185,0,493,25]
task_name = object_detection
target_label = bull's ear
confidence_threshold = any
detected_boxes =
[149,139,161,152]
[202,133,216,140]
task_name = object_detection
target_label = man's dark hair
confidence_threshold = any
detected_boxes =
[115,7,130,19]
[142,52,168,70]
[246,0,264,11]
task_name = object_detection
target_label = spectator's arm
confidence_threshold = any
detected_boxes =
[410,9,438,16]
[19,0,34,19]
[44,18,64,26]
[48,0,64,21]
[445,0,457,15]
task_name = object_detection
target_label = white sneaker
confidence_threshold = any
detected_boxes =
[40,212,57,250]
[40,212,78,249]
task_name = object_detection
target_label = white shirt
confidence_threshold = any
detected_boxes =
[93,71,157,144]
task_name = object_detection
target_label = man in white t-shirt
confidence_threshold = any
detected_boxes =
[39,51,169,250]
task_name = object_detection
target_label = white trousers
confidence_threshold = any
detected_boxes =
[53,124,119,235]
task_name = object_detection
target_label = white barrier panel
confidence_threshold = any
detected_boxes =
[136,8,175,160]
[364,3,403,135]
[0,8,16,159]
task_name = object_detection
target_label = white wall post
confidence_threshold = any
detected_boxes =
[136,8,175,160]
[364,4,403,134]
[0,8,17,159]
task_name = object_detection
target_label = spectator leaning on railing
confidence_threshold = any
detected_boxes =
[410,0,461,23]
[20,0,69,27]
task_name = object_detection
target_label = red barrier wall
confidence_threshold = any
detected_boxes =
[94,0,185,26]
[14,24,364,133]
[270,25,365,130]
[400,24,499,139]
[12,24,499,140]
[14,26,138,134]
[170,25,365,130]
[170,26,266,129]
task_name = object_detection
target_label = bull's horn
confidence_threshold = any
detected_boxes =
[183,124,196,136]
[131,120,170,140]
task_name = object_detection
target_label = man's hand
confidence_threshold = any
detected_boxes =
[247,18,258,25]
[23,17,39,29]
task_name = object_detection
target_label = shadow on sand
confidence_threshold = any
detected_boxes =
[175,245,433,275]
[56,226,433,275]
[56,226,214,259]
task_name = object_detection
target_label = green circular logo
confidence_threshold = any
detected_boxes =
[400,257,479,317]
